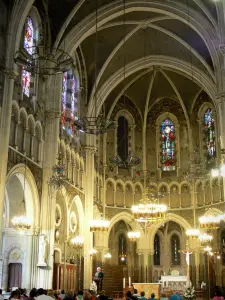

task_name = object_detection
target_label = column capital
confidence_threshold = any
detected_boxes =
[215,93,225,104]
[84,146,97,154]
[219,44,225,55]
[45,110,61,119]
[4,69,18,80]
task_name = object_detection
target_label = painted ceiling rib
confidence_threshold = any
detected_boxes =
[90,16,174,101]
[148,23,215,80]
[106,69,153,122]
[143,69,156,125]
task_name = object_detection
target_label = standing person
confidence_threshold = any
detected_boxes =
[94,267,104,291]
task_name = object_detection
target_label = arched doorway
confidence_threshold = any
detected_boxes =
[2,165,39,290]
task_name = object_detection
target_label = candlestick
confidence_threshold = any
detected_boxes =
[129,276,131,287]
[123,277,125,289]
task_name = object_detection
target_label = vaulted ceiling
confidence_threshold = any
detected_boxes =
[46,0,219,120]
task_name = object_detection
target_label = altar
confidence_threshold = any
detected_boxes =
[133,283,160,299]
[160,275,187,288]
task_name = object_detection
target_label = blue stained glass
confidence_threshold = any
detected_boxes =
[24,17,34,54]
[204,108,216,158]
[61,71,76,136]
[161,119,176,171]
[22,69,31,97]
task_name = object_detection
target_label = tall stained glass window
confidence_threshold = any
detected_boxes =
[22,17,34,97]
[204,108,216,160]
[24,17,34,54]
[22,70,31,97]
[171,234,180,265]
[161,119,176,171]
[61,71,76,136]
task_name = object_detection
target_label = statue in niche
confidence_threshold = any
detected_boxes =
[37,235,48,267]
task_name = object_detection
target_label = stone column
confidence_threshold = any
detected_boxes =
[37,74,62,288]
[37,110,60,289]
[83,137,96,290]
[0,70,17,285]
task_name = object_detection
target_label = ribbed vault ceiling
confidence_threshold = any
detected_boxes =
[48,0,218,119]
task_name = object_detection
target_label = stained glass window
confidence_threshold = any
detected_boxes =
[22,17,34,97]
[171,234,180,265]
[221,230,225,265]
[22,69,31,97]
[204,108,216,160]
[61,71,76,136]
[24,17,34,54]
[161,119,176,171]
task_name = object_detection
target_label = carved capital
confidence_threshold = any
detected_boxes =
[84,146,97,154]
[45,110,61,119]
[4,69,18,80]
[219,44,225,55]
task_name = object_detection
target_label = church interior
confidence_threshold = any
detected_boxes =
[1,0,225,299]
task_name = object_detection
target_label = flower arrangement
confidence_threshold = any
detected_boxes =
[183,286,195,300]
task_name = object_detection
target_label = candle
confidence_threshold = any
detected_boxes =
[123,277,125,289]
[129,276,131,287]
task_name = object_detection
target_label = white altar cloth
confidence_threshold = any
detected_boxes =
[160,275,187,288]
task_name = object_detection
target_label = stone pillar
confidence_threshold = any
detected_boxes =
[0,70,17,284]
[83,137,96,290]
[37,74,62,288]
[30,229,40,288]
[37,110,60,289]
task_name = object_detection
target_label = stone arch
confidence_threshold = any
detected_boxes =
[56,187,69,237]
[69,195,85,236]
[149,213,191,250]
[106,212,141,249]
[115,181,124,207]
[5,164,40,228]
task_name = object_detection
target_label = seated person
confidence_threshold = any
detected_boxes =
[160,293,168,300]
[213,290,224,300]
[170,292,182,300]
[139,292,147,300]
[148,293,155,300]
[126,291,137,300]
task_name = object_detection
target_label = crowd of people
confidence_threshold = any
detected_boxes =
[3,287,225,300]
[4,288,109,300]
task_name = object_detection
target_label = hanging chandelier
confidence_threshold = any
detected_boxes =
[186,229,200,239]
[132,189,167,225]
[199,233,213,244]
[71,235,84,249]
[90,248,97,256]
[199,214,225,231]
[109,154,141,168]
[49,152,67,189]
[74,116,115,135]
[12,159,32,231]
[127,231,141,242]
[12,215,32,230]
[89,219,110,232]
[211,149,225,177]
[104,252,112,259]
[74,1,115,135]
[14,46,74,76]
